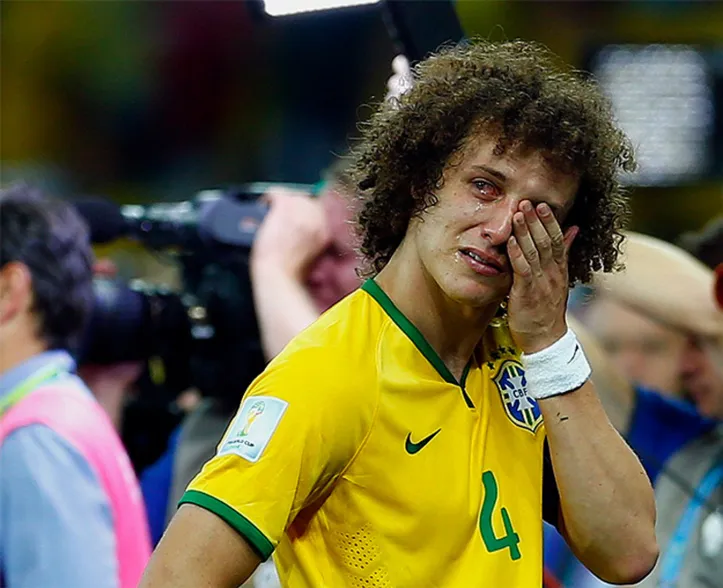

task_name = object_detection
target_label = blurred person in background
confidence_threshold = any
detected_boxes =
[139,162,361,588]
[677,217,723,420]
[249,161,362,358]
[547,227,723,588]
[592,229,723,425]
[0,184,151,588]
[615,226,723,588]
[577,293,687,398]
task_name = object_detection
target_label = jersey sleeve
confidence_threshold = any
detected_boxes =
[179,348,374,560]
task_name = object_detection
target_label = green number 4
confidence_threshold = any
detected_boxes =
[479,470,521,561]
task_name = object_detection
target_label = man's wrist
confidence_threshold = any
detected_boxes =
[521,327,592,399]
[518,323,568,355]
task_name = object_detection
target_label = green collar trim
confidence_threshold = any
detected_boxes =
[362,279,475,409]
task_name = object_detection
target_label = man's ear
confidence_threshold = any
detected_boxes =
[0,262,33,323]
[715,262,723,311]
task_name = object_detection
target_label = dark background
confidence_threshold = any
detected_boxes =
[2,0,722,249]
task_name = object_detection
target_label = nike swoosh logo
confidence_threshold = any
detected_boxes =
[568,344,580,364]
[405,429,441,455]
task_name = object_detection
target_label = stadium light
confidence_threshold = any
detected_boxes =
[263,0,380,17]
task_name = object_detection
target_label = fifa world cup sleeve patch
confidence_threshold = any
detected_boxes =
[218,396,288,462]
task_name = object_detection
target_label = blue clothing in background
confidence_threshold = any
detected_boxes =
[140,426,182,546]
[544,386,718,587]
[626,387,716,483]
[0,352,118,588]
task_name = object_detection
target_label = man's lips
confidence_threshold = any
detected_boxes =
[459,247,506,276]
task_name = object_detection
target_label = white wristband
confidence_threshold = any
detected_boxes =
[521,328,591,400]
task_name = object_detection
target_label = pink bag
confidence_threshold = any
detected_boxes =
[0,383,151,588]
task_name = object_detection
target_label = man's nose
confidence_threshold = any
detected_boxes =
[481,198,517,246]
[680,339,703,375]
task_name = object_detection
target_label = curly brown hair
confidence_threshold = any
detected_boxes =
[350,39,635,285]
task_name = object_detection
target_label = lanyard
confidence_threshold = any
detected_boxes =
[0,362,69,418]
[658,459,723,586]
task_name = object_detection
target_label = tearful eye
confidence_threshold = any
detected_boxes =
[472,180,499,198]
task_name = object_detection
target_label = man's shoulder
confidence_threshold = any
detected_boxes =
[273,288,385,377]
[0,422,100,491]
[308,286,386,334]
[246,291,382,411]
[1,421,71,457]
[2,375,109,440]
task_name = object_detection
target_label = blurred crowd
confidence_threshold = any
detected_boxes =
[1,3,723,588]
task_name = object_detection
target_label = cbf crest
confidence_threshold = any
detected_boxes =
[493,359,543,433]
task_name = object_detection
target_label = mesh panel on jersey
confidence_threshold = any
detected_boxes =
[349,566,392,588]
[329,525,391,587]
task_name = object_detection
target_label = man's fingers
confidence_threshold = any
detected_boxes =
[507,236,532,279]
[538,203,566,262]
[512,211,541,274]
[522,201,553,265]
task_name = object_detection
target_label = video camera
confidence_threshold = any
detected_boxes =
[76,184,312,406]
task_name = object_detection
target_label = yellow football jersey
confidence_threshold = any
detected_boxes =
[182,279,553,587]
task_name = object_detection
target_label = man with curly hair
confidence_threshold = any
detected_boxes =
[142,40,658,587]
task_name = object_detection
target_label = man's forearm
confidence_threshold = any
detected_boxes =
[250,264,320,360]
[540,381,658,584]
[594,232,722,338]
[567,315,635,434]
[140,505,260,588]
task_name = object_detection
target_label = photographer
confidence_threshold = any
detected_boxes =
[140,163,361,547]
[0,184,151,588]
[250,166,361,359]
[77,258,146,431]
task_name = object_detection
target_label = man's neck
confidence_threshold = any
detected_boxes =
[0,337,47,377]
[375,246,499,381]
